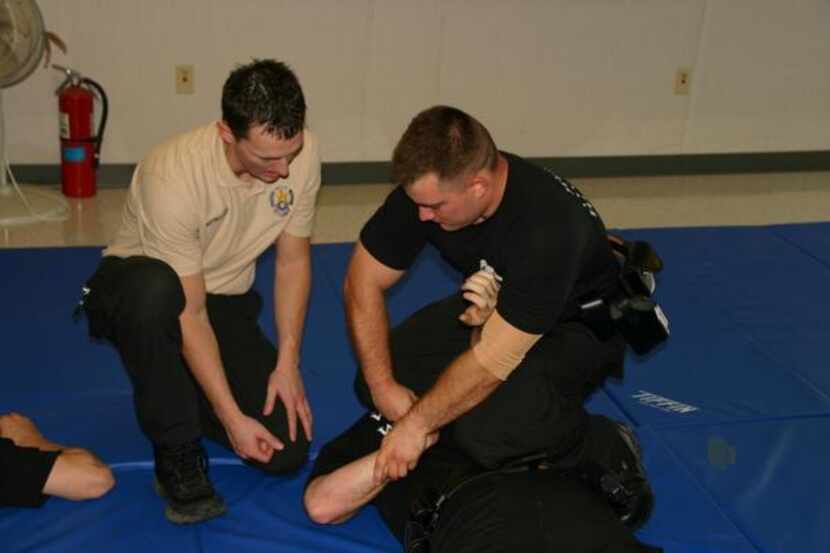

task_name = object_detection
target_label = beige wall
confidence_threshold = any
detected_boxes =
[5,0,829,166]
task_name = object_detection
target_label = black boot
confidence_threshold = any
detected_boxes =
[153,440,226,524]
[578,415,655,529]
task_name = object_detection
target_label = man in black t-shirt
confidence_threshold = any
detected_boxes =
[304,412,661,553]
[0,413,114,507]
[343,105,639,486]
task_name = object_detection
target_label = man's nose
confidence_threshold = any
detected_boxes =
[273,159,290,178]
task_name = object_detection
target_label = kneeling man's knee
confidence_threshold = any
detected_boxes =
[256,438,309,475]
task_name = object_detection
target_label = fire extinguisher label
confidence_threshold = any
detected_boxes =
[59,112,70,139]
[63,146,86,162]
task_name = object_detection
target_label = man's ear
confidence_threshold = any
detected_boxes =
[468,172,489,199]
[217,120,236,145]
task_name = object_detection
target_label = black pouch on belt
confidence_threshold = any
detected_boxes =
[581,237,670,355]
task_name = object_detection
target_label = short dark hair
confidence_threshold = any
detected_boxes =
[391,106,498,188]
[221,59,306,140]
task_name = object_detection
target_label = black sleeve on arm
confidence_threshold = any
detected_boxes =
[498,215,590,334]
[359,187,426,271]
[0,438,60,508]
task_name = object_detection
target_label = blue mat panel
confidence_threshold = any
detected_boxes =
[2,222,830,553]
[0,466,397,553]
[606,226,830,428]
[656,417,830,553]
[0,248,129,402]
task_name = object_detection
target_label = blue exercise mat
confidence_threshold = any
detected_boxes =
[2,222,829,552]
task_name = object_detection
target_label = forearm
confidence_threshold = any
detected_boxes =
[180,309,240,422]
[344,282,395,389]
[405,349,500,433]
[274,251,311,368]
[305,452,386,524]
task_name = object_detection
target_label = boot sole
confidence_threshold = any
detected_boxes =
[153,479,227,525]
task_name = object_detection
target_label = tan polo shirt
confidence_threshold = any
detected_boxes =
[104,122,321,295]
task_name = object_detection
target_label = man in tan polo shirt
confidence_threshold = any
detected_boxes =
[79,59,320,523]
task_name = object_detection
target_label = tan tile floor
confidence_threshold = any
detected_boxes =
[1,172,829,249]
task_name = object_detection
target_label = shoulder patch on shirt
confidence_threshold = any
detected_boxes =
[269,184,295,217]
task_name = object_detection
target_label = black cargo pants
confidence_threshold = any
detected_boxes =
[81,255,308,473]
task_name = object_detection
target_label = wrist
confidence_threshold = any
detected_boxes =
[276,343,300,367]
[367,373,396,393]
[400,408,430,437]
[215,403,244,427]
[275,358,300,373]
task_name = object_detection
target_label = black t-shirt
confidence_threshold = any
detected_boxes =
[308,415,660,553]
[360,153,618,334]
[0,437,59,508]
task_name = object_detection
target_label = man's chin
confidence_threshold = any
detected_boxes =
[438,222,462,232]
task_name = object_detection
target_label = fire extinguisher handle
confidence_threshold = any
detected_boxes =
[81,77,108,169]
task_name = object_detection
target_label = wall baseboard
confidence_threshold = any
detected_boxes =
[10,150,830,187]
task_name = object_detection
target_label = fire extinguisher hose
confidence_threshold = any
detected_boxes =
[80,77,108,169]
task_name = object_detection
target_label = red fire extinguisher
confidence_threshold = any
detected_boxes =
[53,65,108,198]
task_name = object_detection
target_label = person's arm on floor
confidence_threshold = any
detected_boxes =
[263,232,313,443]
[0,413,114,502]
[305,431,439,524]
[304,452,386,524]
[179,273,284,462]
[344,241,413,421]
